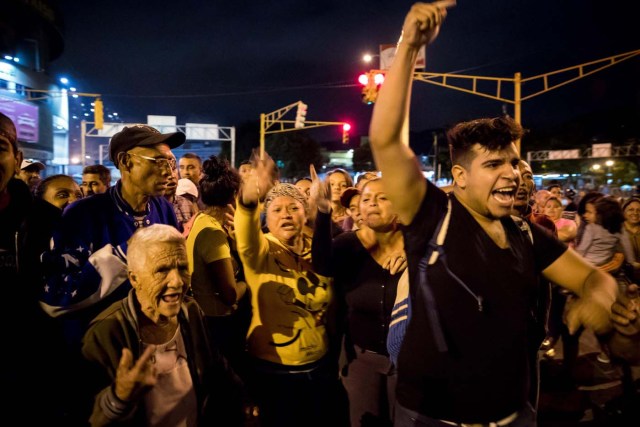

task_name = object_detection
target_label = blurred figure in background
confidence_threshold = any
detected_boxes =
[179,152,203,186]
[622,197,640,281]
[325,168,353,235]
[544,196,577,244]
[81,164,111,196]
[17,158,44,192]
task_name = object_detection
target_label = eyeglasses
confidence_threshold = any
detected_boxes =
[129,153,176,170]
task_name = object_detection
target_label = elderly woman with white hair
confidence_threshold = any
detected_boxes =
[234,153,347,427]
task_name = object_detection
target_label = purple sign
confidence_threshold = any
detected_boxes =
[0,97,39,143]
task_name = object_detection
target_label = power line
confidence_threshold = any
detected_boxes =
[102,81,359,99]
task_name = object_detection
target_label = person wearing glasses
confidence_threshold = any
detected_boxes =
[39,125,185,424]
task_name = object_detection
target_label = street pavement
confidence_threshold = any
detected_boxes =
[537,328,639,427]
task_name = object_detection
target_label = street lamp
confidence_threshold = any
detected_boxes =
[592,164,601,171]
[362,53,378,63]
[605,159,615,181]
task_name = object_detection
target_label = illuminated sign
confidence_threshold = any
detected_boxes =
[0,97,39,143]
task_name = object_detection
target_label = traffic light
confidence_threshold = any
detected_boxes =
[359,72,385,104]
[94,98,104,130]
[342,123,350,144]
[294,101,308,129]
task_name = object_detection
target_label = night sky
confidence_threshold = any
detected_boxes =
[49,0,640,145]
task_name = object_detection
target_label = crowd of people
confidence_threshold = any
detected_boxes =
[1,2,639,427]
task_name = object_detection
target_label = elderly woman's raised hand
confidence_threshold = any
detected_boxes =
[309,164,330,214]
[114,346,158,403]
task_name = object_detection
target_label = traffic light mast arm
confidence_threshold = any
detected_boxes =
[259,101,303,158]
[261,101,302,132]
[366,48,640,155]
[409,70,516,104]
[520,49,640,101]
[264,120,347,134]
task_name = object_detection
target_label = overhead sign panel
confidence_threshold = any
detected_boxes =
[185,123,219,140]
[548,149,580,160]
[592,143,612,158]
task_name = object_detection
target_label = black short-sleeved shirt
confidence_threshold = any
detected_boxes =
[397,179,566,423]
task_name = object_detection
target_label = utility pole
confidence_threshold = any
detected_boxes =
[369,49,640,154]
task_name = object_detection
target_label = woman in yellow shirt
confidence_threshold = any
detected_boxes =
[234,154,347,427]
[186,155,248,371]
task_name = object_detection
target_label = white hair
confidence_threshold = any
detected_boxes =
[127,224,185,270]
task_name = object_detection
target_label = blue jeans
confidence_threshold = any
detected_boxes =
[394,401,536,427]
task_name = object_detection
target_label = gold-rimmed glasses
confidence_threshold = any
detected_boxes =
[128,152,177,171]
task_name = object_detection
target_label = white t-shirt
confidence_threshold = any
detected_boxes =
[143,328,197,427]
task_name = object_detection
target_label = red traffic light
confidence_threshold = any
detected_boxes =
[342,123,351,132]
[358,74,369,86]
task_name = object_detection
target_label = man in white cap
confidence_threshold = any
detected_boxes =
[17,158,45,191]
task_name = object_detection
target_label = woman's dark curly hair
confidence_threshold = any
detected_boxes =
[595,196,625,234]
[199,155,241,207]
[447,116,524,168]
[577,191,603,217]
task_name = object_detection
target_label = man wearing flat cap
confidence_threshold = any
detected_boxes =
[41,124,185,339]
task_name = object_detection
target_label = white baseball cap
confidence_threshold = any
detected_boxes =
[21,159,45,171]
[176,178,198,198]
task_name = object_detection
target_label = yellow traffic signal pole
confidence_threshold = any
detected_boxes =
[260,101,349,158]
[370,48,640,154]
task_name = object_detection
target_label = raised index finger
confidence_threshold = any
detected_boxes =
[435,0,457,10]
[309,164,319,182]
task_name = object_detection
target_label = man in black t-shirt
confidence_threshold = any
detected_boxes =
[369,3,621,426]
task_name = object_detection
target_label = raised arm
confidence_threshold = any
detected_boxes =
[234,150,278,270]
[369,1,454,225]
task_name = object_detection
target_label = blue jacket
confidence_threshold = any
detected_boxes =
[40,181,178,324]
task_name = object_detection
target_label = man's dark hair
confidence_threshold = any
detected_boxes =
[200,155,241,207]
[547,183,562,192]
[181,152,202,164]
[239,160,252,167]
[447,116,524,168]
[82,164,112,187]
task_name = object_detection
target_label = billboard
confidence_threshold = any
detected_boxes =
[0,97,39,143]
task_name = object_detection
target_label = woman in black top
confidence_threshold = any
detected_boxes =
[313,176,406,426]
